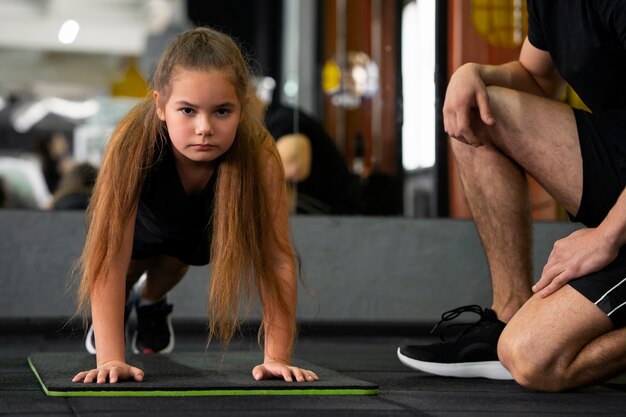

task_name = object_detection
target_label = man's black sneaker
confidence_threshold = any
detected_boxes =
[85,302,133,354]
[397,305,512,380]
[131,298,175,354]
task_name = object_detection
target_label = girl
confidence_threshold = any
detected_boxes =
[72,27,318,384]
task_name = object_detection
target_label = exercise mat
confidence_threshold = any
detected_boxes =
[28,352,378,397]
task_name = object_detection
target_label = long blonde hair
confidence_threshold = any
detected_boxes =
[76,27,296,346]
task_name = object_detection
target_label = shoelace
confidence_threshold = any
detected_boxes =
[431,304,485,341]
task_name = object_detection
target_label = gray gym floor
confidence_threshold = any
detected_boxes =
[2,321,626,416]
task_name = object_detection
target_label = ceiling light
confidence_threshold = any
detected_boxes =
[58,19,80,44]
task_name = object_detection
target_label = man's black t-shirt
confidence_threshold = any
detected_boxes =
[527,0,626,154]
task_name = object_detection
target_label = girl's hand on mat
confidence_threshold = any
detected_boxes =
[72,360,145,384]
[252,361,319,382]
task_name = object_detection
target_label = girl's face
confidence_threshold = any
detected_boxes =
[154,68,242,165]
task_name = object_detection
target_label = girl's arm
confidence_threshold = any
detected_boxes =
[252,137,318,382]
[72,209,144,384]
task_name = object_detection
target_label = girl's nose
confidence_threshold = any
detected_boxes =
[195,117,214,136]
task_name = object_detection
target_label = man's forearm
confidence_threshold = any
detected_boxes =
[477,62,547,96]
[599,187,626,251]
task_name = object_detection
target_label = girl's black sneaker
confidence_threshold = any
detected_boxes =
[131,298,175,354]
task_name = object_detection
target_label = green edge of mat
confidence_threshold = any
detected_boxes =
[28,357,378,397]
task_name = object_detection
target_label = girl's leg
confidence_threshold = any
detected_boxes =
[129,255,188,354]
[137,255,189,302]
[126,257,155,300]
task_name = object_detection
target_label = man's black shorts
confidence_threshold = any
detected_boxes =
[568,108,626,328]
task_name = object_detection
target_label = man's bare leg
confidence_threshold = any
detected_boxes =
[398,86,587,380]
[450,86,583,322]
[499,285,626,391]
[450,136,533,321]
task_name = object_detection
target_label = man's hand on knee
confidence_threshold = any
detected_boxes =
[443,63,496,147]
[534,228,619,297]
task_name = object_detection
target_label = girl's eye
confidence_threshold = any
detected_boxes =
[181,108,195,115]
[216,108,232,117]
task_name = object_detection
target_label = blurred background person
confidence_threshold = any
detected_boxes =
[255,77,362,215]
[34,132,74,195]
[49,162,98,210]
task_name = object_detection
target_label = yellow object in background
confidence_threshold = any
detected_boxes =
[471,0,528,48]
[322,59,341,95]
[111,59,149,98]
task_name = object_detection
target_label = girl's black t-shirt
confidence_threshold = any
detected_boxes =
[132,141,217,266]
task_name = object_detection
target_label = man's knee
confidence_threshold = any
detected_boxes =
[449,86,518,152]
[498,326,570,392]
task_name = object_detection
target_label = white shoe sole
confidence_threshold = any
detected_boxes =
[85,325,96,355]
[397,347,513,380]
[133,273,148,301]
